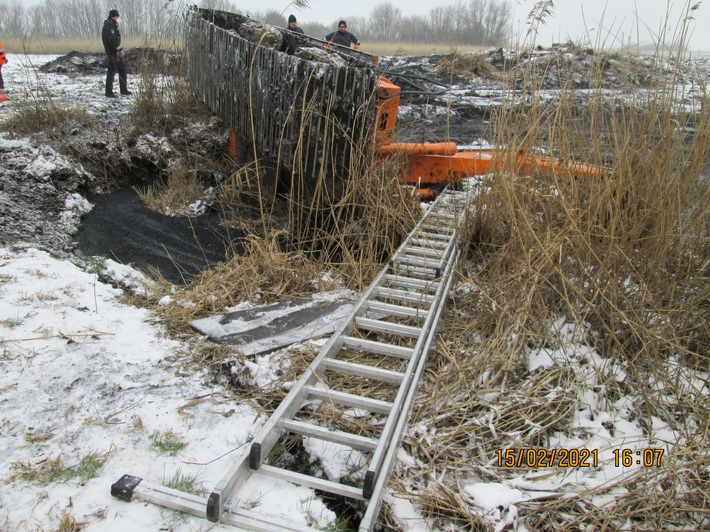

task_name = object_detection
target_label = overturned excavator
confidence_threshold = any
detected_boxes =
[184,8,605,201]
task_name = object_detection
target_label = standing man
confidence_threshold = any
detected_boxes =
[325,20,360,49]
[101,9,131,98]
[0,40,7,102]
[287,14,304,34]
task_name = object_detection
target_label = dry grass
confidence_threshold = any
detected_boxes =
[1,98,96,136]
[146,233,332,333]
[2,37,482,58]
[210,123,422,291]
[130,66,212,134]
[392,37,710,530]
[437,52,511,81]
[137,165,211,216]
[366,41,489,58]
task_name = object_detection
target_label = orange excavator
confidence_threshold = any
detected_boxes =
[373,76,607,199]
[209,7,606,200]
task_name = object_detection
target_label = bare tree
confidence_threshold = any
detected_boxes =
[428,0,511,45]
[481,0,512,44]
[300,21,328,39]
[397,15,430,42]
[368,4,403,41]
[428,5,458,41]
[262,10,287,27]
[0,0,29,38]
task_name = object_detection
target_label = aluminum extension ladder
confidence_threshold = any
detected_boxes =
[110,186,473,531]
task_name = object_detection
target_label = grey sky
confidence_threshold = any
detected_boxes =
[290,0,709,51]
[18,0,710,51]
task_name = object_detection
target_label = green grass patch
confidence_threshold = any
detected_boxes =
[0,318,23,329]
[163,468,205,495]
[149,430,187,456]
[10,450,107,486]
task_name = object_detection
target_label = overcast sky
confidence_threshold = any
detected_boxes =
[273,0,710,51]
[18,0,710,51]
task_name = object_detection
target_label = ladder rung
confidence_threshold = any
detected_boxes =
[341,336,414,359]
[416,231,451,240]
[384,274,440,291]
[393,256,442,269]
[365,300,429,319]
[306,386,393,414]
[355,317,422,339]
[421,224,455,233]
[283,419,379,451]
[325,358,405,384]
[410,238,449,248]
[389,265,439,279]
[426,211,456,219]
[257,464,365,501]
[375,287,435,304]
[400,245,444,258]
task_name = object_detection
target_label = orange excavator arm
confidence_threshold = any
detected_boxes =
[374,76,609,198]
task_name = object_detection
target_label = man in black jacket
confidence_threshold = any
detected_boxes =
[287,14,304,34]
[101,9,131,98]
[325,20,360,49]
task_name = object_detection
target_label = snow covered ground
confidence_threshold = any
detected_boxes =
[0,248,258,530]
[1,52,708,531]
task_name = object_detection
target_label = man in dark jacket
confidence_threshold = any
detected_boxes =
[325,20,360,49]
[287,14,304,34]
[101,9,131,98]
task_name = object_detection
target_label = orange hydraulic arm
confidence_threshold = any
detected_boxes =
[374,76,608,196]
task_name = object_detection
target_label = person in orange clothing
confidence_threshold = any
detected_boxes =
[0,41,7,102]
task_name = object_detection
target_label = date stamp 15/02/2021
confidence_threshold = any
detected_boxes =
[494,448,665,468]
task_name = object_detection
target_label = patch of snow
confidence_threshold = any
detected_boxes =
[102,258,154,295]
[463,482,523,529]
[386,494,427,531]
[59,193,93,233]
[302,436,366,483]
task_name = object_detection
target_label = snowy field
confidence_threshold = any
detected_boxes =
[0,248,265,530]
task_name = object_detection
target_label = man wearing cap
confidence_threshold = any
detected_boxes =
[101,9,131,98]
[287,14,304,34]
[325,20,360,49]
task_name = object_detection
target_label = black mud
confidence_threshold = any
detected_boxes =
[75,189,244,284]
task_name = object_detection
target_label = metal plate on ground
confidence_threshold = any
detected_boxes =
[189,291,355,355]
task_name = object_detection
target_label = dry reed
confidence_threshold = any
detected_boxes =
[392,28,710,532]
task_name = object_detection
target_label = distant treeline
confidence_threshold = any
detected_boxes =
[0,0,511,46]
